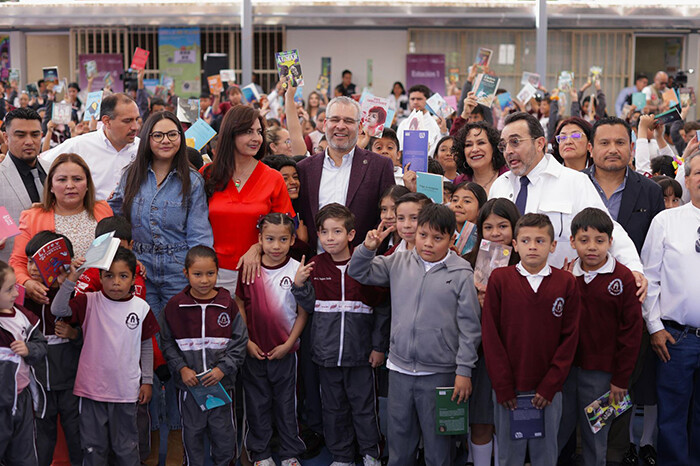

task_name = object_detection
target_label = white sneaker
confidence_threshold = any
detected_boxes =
[363,455,382,466]
[281,459,301,466]
[254,458,276,466]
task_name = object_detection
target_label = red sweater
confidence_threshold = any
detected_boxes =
[574,261,642,388]
[482,266,581,403]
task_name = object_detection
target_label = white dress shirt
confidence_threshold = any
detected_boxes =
[40,128,140,201]
[641,202,700,334]
[516,262,552,293]
[490,153,643,273]
[318,147,355,210]
[572,253,616,283]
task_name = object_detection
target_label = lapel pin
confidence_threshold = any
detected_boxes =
[363,159,368,165]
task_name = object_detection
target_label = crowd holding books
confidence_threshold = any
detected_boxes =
[0,42,699,466]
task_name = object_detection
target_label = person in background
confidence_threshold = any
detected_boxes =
[615,74,649,118]
[337,70,356,98]
[551,117,593,171]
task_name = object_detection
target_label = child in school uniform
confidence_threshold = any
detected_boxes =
[51,247,160,466]
[348,203,482,466]
[557,208,642,466]
[0,260,48,466]
[159,245,247,466]
[235,213,308,466]
[292,203,388,466]
[482,213,581,466]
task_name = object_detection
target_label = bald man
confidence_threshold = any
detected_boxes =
[642,71,669,113]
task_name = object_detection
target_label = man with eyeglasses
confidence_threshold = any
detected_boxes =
[640,151,700,465]
[642,71,669,114]
[40,93,140,200]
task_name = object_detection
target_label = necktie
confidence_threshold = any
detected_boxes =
[30,168,44,202]
[515,176,530,215]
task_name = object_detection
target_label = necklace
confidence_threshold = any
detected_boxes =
[234,160,257,188]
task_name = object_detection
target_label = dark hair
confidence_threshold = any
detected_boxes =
[25,230,74,258]
[452,122,505,176]
[655,176,683,199]
[4,107,42,129]
[571,207,613,238]
[100,93,136,120]
[0,261,12,288]
[187,146,204,170]
[185,245,218,270]
[417,203,456,236]
[395,192,432,210]
[465,198,521,266]
[42,153,97,216]
[514,213,554,241]
[683,121,700,133]
[371,127,400,150]
[451,181,488,209]
[368,106,387,125]
[342,70,352,77]
[104,247,137,276]
[95,216,132,242]
[315,202,355,232]
[504,111,545,140]
[68,82,80,92]
[204,105,267,196]
[122,112,191,223]
[434,136,454,157]
[390,81,406,95]
[443,181,456,198]
[408,84,431,99]
[591,117,632,146]
[262,154,297,172]
[150,98,166,111]
[379,185,410,208]
[37,79,45,87]
[428,158,444,176]
[635,73,648,82]
[650,155,676,177]
[258,212,295,237]
[552,117,593,164]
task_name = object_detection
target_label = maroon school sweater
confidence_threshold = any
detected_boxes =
[482,266,581,403]
[574,261,642,389]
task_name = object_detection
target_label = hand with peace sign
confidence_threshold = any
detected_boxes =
[364,220,396,251]
[294,255,314,287]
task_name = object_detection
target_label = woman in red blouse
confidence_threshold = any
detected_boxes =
[201,104,295,293]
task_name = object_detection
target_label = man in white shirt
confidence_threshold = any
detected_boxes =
[40,93,140,200]
[396,84,443,157]
[641,71,669,114]
[640,151,700,465]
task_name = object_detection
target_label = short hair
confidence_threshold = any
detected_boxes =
[417,203,456,236]
[315,202,355,233]
[395,192,432,210]
[591,117,632,146]
[443,181,456,198]
[3,107,42,130]
[342,70,352,77]
[514,213,554,241]
[150,98,166,110]
[368,106,387,125]
[635,73,649,82]
[37,79,45,87]
[685,151,700,177]
[650,155,676,177]
[683,121,700,133]
[408,84,431,100]
[326,96,361,121]
[504,112,544,140]
[258,212,295,237]
[25,230,74,258]
[428,158,444,176]
[185,245,218,270]
[654,176,683,199]
[100,93,136,120]
[227,86,242,96]
[261,154,297,172]
[95,216,132,242]
[0,261,13,287]
[571,208,614,238]
[372,127,399,149]
[68,82,80,92]
[105,247,137,276]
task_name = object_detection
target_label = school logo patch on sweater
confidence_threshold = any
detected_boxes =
[552,297,565,317]
[217,312,231,328]
[608,278,623,296]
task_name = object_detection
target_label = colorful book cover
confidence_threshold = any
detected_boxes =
[220,69,236,83]
[52,102,72,125]
[85,60,98,79]
[585,391,632,434]
[8,68,20,84]
[521,71,540,88]
[31,238,71,287]
[557,71,574,92]
[188,370,233,412]
[0,207,20,240]
[402,130,429,173]
[662,87,679,107]
[510,394,545,440]
[448,68,460,84]
[207,75,223,95]
[275,49,304,87]
[654,107,682,125]
[679,87,696,106]
[632,92,647,110]
[516,83,537,105]
[588,66,603,81]
[444,95,458,113]
[26,83,38,99]
[42,66,59,85]
[83,91,103,122]
[103,72,114,89]
[316,57,331,97]
[241,83,260,104]
[14,284,25,307]
[176,98,200,124]
[293,86,304,105]
[79,231,121,272]
[185,118,218,151]
[474,239,512,287]
[130,47,150,71]
[475,48,493,68]
[426,93,455,120]
[454,221,478,256]
[435,387,468,435]
[416,172,444,204]
[497,91,513,110]
[473,73,500,107]
[360,95,390,137]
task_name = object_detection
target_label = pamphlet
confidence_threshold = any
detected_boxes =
[0,207,20,240]
[83,91,103,122]
[275,49,304,87]
[510,394,544,440]
[220,69,236,83]
[679,87,696,107]
[176,98,200,124]
[435,387,468,435]
[31,238,71,287]
[473,239,512,287]
[241,83,260,104]
[85,60,98,79]
[444,95,458,113]
[521,71,540,88]
[472,73,500,107]
[448,68,460,85]
[557,71,574,92]
[632,92,647,110]
[207,74,223,95]
[516,83,537,105]
[8,68,20,85]
[588,66,603,82]
[130,47,150,71]
[426,92,455,120]
[475,48,493,68]
[416,172,444,204]
[454,221,478,256]
[185,118,217,151]
[360,94,390,137]
[402,130,429,173]
[585,391,632,434]
[188,370,233,412]
[52,102,73,125]
[79,231,120,272]
[42,66,59,85]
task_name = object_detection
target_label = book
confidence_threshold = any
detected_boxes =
[516,83,538,105]
[679,87,696,107]
[472,73,500,107]
[14,284,25,307]
[426,92,455,120]
[654,107,682,125]
[85,60,98,79]
[42,66,59,85]
[31,238,71,287]
[293,86,304,105]
[207,74,223,95]
[632,92,647,110]
[0,207,20,240]
[275,49,304,87]
[435,387,468,435]
[444,95,458,113]
[220,69,236,83]
[473,239,512,287]
[510,394,545,440]
[475,48,493,68]
[402,130,429,173]
[557,71,574,92]
[185,118,218,151]
[79,231,121,272]
[51,102,73,125]
[521,71,540,88]
[588,66,603,82]
[360,94,390,137]
[161,75,174,90]
[416,172,444,204]
[662,87,679,108]
[497,91,513,110]
[241,83,260,104]
[188,370,233,412]
[8,68,19,84]
[585,391,633,434]
[26,83,38,99]
[448,68,460,85]
[176,98,200,124]
[83,91,103,122]
[130,47,150,71]
[53,79,67,102]
[316,56,331,97]
[103,72,114,89]
[454,221,478,256]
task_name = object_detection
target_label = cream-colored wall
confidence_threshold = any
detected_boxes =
[25,33,70,84]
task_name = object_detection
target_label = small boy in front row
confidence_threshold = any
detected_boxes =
[557,208,642,466]
[482,213,581,466]
[348,203,482,466]
[52,247,160,466]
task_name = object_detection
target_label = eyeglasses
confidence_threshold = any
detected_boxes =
[555,132,584,144]
[696,227,700,253]
[327,116,359,126]
[283,139,292,146]
[150,130,181,143]
[497,137,535,153]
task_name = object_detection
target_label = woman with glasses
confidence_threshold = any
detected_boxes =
[552,117,593,171]
[452,121,508,194]
[266,125,293,156]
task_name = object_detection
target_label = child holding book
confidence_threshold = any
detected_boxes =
[236,213,307,466]
[557,208,642,466]
[449,181,487,234]
[51,247,160,465]
[291,203,387,466]
[0,260,48,466]
[370,128,403,185]
[158,245,247,466]
[388,192,432,254]
[348,203,481,466]
[482,213,581,466]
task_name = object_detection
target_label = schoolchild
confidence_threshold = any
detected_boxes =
[388,192,432,254]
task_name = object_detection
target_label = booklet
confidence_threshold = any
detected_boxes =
[316,56,331,96]
[207,74,223,95]
[632,92,647,110]
[444,95,458,113]
[557,71,574,92]
[52,102,73,125]
[497,91,513,110]
[275,49,304,87]
[42,66,59,85]
[0,207,20,240]
[85,60,98,79]
[188,370,233,412]
[521,71,540,88]
[83,91,103,122]
[103,71,114,89]
[511,394,545,440]
[473,239,512,287]
[435,387,468,435]
[454,221,478,256]
[662,87,680,108]
[360,94,390,138]
[516,83,537,105]
[402,130,429,173]
[31,238,71,287]
[79,231,121,272]
[426,92,455,120]
[588,66,603,82]
[176,98,200,124]
[585,391,633,434]
[220,69,236,83]
[26,83,39,99]
[185,118,217,151]
[293,86,304,105]
[241,83,260,104]
[448,68,460,85]
[130,47,150,71]
[654,106,682,125]
[14,284,25,307]
[8,68,19,85]
[475,47,493,68]
[472,73,500,107]
[679,87,696,107]
[416,172,444,204]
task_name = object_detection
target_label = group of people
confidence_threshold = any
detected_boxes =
[0,53,698,466]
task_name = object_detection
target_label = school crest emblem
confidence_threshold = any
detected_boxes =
[125,312,140,330]
[552,297,565,317]
[608,278,623,296]
[280,276,293,290]
[217,312,231,328]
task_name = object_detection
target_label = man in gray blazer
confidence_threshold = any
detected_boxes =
[0,108,48,263]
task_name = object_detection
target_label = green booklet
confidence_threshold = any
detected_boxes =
[435,387,468,435]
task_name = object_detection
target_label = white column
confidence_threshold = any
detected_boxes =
[240,0,253,85]
[9,31,27,88]
[535,0,547,87]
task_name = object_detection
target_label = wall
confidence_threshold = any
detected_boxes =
[286,28,408,101]
[25,32,71,84]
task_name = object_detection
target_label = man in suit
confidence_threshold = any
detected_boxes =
[0,107,48,263]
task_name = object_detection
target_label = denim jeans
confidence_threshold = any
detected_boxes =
[656,324,700,466]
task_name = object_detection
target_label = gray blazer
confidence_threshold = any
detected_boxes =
[0,154,50,263]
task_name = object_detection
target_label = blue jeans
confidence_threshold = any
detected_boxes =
[656,324,700,466]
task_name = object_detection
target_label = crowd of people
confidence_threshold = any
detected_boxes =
[0,54,698,466]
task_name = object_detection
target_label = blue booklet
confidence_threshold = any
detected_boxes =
[83,91,103,122]
[402,130,429,173]
[510,394,545,440]
[497,91,513,110]
[185,118,217,151]
[187,370,232,412]
[632,92,646,110]
[417,172,443,204]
